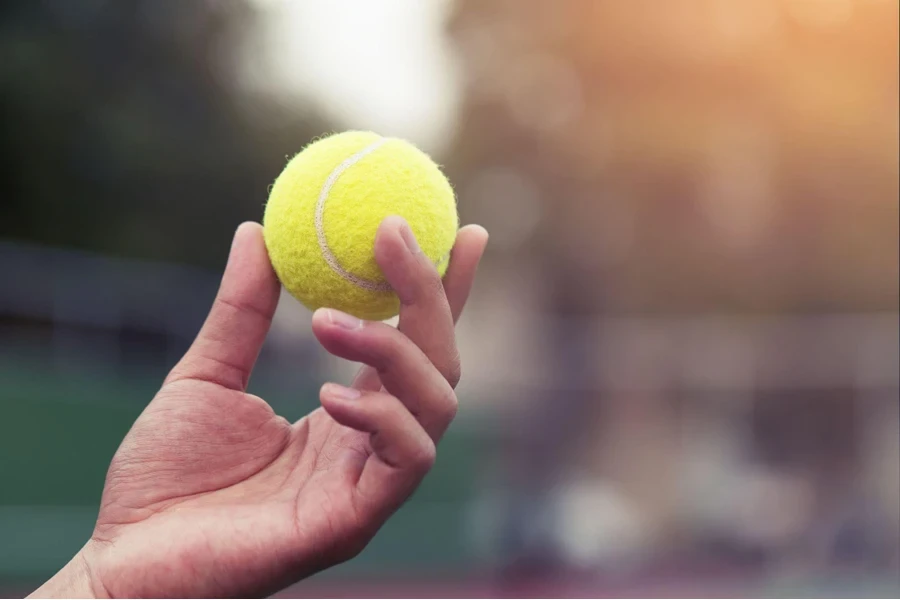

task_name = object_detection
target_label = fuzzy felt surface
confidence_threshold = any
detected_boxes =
[263,131,458,320]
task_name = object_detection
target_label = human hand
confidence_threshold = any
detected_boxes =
[29,217,488,598]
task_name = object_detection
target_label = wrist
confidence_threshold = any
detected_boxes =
[28,543,107,599]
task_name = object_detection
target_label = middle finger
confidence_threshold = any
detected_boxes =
[374,216,461,388]
[312,309,458,440]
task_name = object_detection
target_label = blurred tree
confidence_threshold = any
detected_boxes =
[0,0,329,268]
[447,0,899,312]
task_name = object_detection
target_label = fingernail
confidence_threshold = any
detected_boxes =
[326,308,363,330]
[326,383,361,401]
[399,221,421,255]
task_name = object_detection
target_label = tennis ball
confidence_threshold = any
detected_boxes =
[263,131,458,321]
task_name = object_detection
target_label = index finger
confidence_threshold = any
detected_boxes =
[353,223,488,392]
[374,216,459,387]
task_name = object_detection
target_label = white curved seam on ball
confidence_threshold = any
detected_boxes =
[315,137,393,292]
[314,137,455,292]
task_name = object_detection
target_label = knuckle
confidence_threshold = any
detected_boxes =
[436,386,459,424]
[424,271,446,298]
[215,295,268,321]
[412,438,437,471]
[445,353,462,388]
[410,269,445,306]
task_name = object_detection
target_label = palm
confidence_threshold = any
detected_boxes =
[71,220,487,599]
[91,378,377,597]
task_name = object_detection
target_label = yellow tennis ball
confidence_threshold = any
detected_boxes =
[263,131,458,321]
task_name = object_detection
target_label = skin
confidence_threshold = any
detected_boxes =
[29,216,489,599]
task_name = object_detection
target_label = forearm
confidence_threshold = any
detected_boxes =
[28,547,104,599]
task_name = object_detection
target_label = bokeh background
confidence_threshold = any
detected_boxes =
[1,0,898,596]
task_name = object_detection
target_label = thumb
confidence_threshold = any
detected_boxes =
[166,222,281,391]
